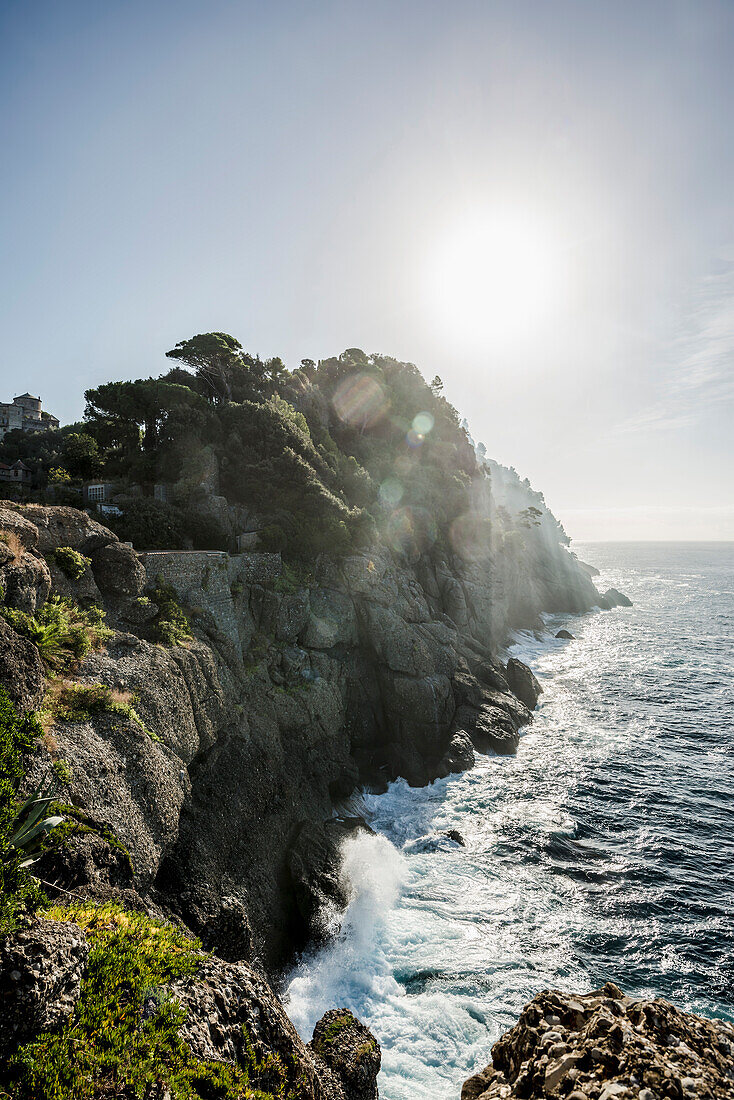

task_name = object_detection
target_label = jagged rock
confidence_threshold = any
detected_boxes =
[309,1008,381,1100]
[0,616,45,710]
[445,829,466,845]
[556,629,575,639]
[33,830,139,908]
[442,730,475,773]
[91,542,146,596]
[288,821,351,941]
[171,954,320,1095]
[2,504,115,556]
[0,919,90,1056]
[461,984,734,1099]
[505,657,542,710]
[600,587,633,609]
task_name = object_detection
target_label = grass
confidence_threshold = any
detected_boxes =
[0,902,295,1100]
[42,682,162,743]
[0,529,24,561]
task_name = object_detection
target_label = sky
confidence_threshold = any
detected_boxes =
[1,0,733,540]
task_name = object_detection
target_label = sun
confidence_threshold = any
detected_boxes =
[427,208,566,350]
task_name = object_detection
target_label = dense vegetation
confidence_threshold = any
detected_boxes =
[2,903,291,1100]
[0,335,479,561]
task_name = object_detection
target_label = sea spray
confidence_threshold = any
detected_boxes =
[285,831,406,1037]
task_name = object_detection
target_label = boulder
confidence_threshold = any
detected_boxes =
[0,617,45,710]
[442,730,475,773]
[0,507,40,551]
[0,544,52,613]
[601,587,633,608]
[0,919,89,1056]
[555,629,574,640]
[462,983,734,1099]
[309,1008,381,1100]
[2,504,115,556]
[287,821,351,940]
[171,954,320,1097]
[505,658,542,710]
[90,542,146,596]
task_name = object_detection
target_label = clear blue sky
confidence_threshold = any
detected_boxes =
[2,0,733,538]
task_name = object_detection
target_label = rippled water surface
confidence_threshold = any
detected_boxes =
[285,543,734,1099]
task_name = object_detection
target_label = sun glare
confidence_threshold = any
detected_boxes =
[427,209,567,350]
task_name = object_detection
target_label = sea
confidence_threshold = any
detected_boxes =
[284,542,734,1100]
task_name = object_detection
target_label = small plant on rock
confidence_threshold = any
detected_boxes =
[51,546,91,580]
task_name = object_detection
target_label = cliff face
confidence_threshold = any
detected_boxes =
[0,495,602,976]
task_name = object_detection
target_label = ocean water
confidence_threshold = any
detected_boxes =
[285,543,734,1100]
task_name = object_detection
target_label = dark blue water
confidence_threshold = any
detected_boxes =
[287,542,734,1098]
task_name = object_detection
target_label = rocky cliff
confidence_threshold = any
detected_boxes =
[0,493,613,1097]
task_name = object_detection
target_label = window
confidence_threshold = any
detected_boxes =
[87,484,106,502]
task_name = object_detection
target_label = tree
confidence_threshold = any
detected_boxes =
[85,379,204,453]
[430,375,444,395]
[61,433,101,480]
[165,332,244,403]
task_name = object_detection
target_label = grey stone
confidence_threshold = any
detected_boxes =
[0,919,89,1055]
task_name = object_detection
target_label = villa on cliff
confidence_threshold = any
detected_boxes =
[0,393,59,440]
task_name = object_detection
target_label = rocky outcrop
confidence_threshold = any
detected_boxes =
[505,658,542,710]
[0,616,45,710]
[462,984,734,1100]
[598,588,633,610]
[0,914,379,1100]
[556,629,575,639]
[0,919,90,1057]
[91,541,147,596]
[309,1009,381,1100]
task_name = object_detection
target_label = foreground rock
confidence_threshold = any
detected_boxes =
[505,658,542,710]
[462,984,734,1100]
[0,919,90,1057]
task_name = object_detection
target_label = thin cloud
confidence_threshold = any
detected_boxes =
[616,260,734,434]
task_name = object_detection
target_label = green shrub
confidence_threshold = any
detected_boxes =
[148,577,193,647]
[0,598,111,672]
[0,690,45,931]
[2,902,291,1099]
[52,546,91,580]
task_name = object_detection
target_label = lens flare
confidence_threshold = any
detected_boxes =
[332,373,387,429]
[449,512,492,561]
[412,411,434,435]
[406,429,424,448]
[385,506,437,559]
[379,477,404,507]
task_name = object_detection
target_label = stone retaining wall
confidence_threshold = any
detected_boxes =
[140,551,281,648]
